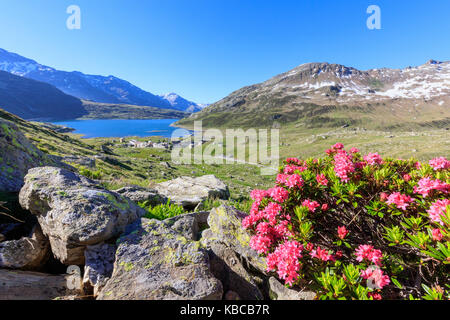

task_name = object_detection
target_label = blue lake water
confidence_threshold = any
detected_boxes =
[52,119,192,138]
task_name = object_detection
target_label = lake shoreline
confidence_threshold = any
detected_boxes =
[51,118,193,139]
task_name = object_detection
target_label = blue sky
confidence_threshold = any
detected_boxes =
[0,0,449,103]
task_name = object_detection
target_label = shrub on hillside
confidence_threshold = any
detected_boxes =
[242,143,449,300]
[139,200,185,220]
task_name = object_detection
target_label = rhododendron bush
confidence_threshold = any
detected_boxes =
[243,144,450,300]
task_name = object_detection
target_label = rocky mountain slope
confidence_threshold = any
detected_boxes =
[0,70,87,120]
[177,60,450,129]
[0,48,203,112]
[0,69,190,121]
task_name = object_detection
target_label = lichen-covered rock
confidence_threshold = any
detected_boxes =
[200,205,266,300]
[83,242,116,297]
[97,218,223,300]
[202,206,267,274]
[0,118,63,192]
[0,269,81,300]
[155,175,230,209]
[268,277,316,300]
[115,186,167,206]
[205,241,264,300]
[0,224,50,270]
[19,167,144,265]
[163,211,210,241]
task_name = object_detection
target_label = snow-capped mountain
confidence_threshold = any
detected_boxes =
[0,48,202,112]
[196,60,450,113]
[179,60,450,129]
[158,92,204,113]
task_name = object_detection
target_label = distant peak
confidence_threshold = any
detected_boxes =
[427,59,442,65]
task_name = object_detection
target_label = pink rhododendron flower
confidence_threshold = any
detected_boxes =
[334,150,355,183]
[310,246,334,262]
[354,161,366,169]
[321,203,329,211]
[286,158,301,165]
[364,152,383,165]
[264,202,283,225]
[249,234,273,254]
[326,143,345,156]
[283,165,307,174]
[332,143,344,150]
[286,174,304,189]
[266,241,303,286]
[427,199,450,225]
[276,174,289,186]
[250,189,268,201]
[302,199,320,212]
[379,192,388,202]
[349,147,360,154]
[355,245,383,266]
[432,228,444,241]
[368,292,382,300]
[386,192,414,211]
[338,226,349,239]
[316,173,328,186]
[403,174,411,182]
[249,201,261,215]
[242,203,266,229]
[429,157,450,171]
[242,214,257,229]
[414,178,450,197]
[361,267,390,289]
[268,187,289,203]
[274,220,293,239]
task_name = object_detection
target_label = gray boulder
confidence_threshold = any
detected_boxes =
[97,218,223,300]
[0,224,50,270]
[163,211,210,241]
[115,186,167,206]
[268,277,316,300]
[19,167,144,265]
[205,241,263,300]
[83,242,116,297]
[0,118,63,192]
[0,269,81,300]
[200,206,267,300]
[202,206,267,274]
[155,175,230,209]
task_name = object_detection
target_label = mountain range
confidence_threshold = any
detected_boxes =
[0,48,203,112]
[177,60,450,129]
[0,70,86,120]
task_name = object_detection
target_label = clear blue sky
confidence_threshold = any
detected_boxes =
[0,0,449,103]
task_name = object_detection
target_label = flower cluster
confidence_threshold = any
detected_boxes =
[429,157,450,171]
[427,199,450,225]
[242,144,449,300]
[386,192,414,211]
[355,245,383,266]
[267,241,303,286]
[414,178,449,197]
[333,150,355,183]
[361,267,390,289]
[364,153,383,166]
